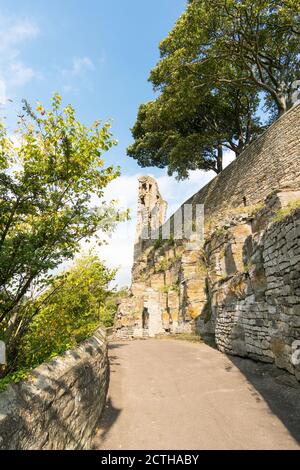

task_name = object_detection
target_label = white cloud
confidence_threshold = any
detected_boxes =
[63,84,74,93]
[10,21,39,38]
[10,62,35,87]
[0,15,39,103]
[63,56,94,77]
[95,150,235,287]
[61,56,95,95]
[0,79,7,104]
[0,19,39,51]
[73,57,94,75]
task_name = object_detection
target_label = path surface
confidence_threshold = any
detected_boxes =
[93,339,300,450]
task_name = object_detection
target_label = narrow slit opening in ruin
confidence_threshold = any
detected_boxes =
[142,307,149,329]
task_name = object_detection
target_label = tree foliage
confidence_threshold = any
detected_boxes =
[0,254,117,388]
[128,85,262,177]
[0,94,124,371]
[128,0,299,178]
[18,254,116,369]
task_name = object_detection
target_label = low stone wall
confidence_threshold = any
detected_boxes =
[0,328,109,450]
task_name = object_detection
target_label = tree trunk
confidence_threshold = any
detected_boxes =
[216,144,223,173]
[234,144,244,158]
[276,94,288,117]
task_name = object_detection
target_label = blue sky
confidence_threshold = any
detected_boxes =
[0,0,234,286]
[0,0,187,175]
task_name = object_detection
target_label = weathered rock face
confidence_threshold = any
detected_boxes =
[0,328,109,450]
[198,189,300,381]
[116,233,207,337]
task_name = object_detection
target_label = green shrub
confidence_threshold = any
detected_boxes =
[0,94,125,381]
[0,254,117,389]
[154,236,163,250]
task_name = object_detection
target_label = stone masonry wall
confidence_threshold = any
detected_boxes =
[147,104,300,261]
[199,190,300,381]
[165,104,300,223]
[0,328,109,450]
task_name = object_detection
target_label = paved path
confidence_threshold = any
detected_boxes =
[93,339,300,450]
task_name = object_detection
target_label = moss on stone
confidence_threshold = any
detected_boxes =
[272,199,300,222]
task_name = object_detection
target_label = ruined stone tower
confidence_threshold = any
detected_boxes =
[115,176,169,338]
[134,176,167,260]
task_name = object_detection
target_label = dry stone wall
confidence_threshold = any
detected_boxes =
[200,191,300,380]
[183,104,300,217]
[0,328,109,450]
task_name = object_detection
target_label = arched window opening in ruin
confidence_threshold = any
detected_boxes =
[142,307,149,329]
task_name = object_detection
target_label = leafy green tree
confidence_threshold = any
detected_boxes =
[0,94,125,368]
[128,83,261,177]
[128,0,299,177]
[152,0,300,116]
[15,254,116,373]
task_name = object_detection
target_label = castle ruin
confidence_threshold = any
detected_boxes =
[116,104,300,381]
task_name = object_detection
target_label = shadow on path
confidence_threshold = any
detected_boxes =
[92,342,125,449]
[226,354,300,445]
[92,397,122,448]
[93,339,300,449]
